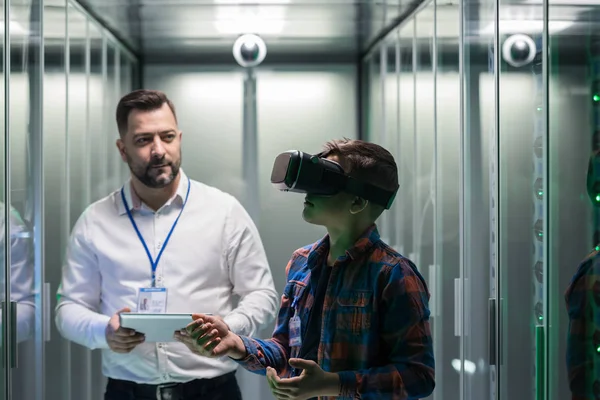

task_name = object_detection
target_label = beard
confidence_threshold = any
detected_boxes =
[127,154,181,189]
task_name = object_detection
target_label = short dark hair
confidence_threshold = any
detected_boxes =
[319,138,398,214]
[115,89,177,137]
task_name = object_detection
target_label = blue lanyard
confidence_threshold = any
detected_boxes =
[121,177,191,287]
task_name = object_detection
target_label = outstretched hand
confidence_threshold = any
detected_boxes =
[265,358,340,400]
[174,313,246,359]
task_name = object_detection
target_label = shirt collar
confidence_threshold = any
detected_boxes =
[118,169,189,215]
[306,223,380,269]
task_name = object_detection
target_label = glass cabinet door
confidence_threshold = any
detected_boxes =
[433,2,461,398]
[460,0,496,398]
[547,0,600,398]
[9,0,43,399]
[496,0,548,397]
[0,0,6,397]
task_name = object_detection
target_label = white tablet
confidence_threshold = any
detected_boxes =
[119,313,207,343]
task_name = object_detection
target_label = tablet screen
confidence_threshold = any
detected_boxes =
[119,313,197,342]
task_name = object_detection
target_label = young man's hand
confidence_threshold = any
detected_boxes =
[173,313,247,359]
[266,358,340,400]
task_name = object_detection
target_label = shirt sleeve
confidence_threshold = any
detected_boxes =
[222,196,279,337]
[232,255,297,377]
[55,208,111,350]
[565,257,600,399]
[337,261,435,399]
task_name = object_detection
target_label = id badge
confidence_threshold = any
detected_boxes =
[289,315,302,347]
[137,287,168,313]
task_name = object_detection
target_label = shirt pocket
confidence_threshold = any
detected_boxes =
[335,290,373,335]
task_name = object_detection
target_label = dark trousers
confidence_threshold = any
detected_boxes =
[104,371,242,400]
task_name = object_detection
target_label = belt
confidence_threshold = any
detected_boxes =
[107,371,236,400]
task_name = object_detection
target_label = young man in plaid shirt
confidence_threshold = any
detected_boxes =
[177,139,435,400]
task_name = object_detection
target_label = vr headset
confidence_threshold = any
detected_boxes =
[270,150,398,209]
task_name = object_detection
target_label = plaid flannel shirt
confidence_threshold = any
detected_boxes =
[234,224,435,399]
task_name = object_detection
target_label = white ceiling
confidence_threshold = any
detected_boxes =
[75,0,417,60]
[3,0,598,62]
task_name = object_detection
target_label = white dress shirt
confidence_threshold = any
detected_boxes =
[55,170,278,384]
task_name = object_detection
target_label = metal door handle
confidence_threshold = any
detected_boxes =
[454,278,462,336]
[1,301,5,366]
[428,265,437,317]
[10,301,17,368]
[44,282,51,342]
[488,298,496,365]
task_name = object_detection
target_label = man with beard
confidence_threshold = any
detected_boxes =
[55,89,279,400]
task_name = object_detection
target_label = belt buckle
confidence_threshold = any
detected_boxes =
[156,382,179,400]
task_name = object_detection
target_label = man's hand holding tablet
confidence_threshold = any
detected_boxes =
[106,307,146,353]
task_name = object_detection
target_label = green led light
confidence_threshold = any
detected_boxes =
[536,107,542,111]
[596,246,600,251]
[597,346,600,352]
[596,195,600,202]
[539,316,543,321]
[594,94,600,102]
[538,191,543,196]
